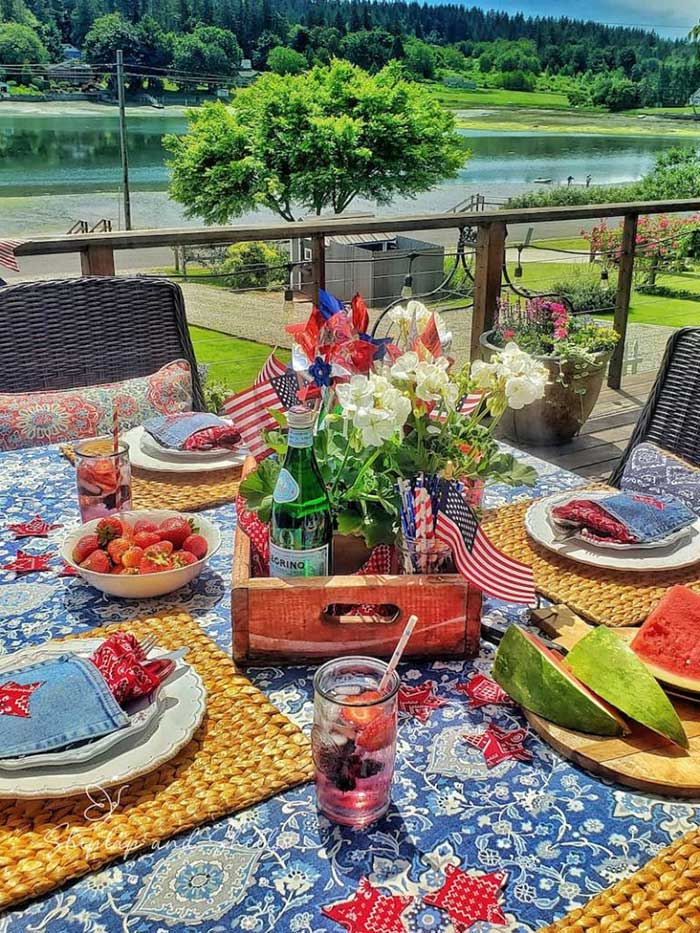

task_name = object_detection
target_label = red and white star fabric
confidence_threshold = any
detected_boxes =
[465,723,532,769]
[3,550,53,575]
[89,633,173,706]
[399,680,446,722]
[7,515,62,538]
[457,674,514,709]
[423,865,508,928]
[322,878,413,933]
[0,680,43,717]
[235,494,270,575]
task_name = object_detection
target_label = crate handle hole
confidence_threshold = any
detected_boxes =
[323,604,401,625]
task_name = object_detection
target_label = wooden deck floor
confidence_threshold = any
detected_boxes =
[513,371,655,481]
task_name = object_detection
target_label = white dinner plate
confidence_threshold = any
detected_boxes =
[139,431,236,463]
[525,491,700,572]
[123,425,247,474]
[0,639,206,797]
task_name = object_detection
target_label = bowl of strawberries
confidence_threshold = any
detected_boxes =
[61,509,221,598]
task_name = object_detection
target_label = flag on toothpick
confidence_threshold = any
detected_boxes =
[221,353,299,460]
[0,240,21,273]
[435,480,536,604]
[458,392,486,416]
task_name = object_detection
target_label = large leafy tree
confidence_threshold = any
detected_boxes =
[0,21,49,65]
[165,59,465,223]
[173,25,241,78]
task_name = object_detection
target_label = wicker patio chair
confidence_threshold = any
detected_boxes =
[610,326,700,486]
[0,276,205,409]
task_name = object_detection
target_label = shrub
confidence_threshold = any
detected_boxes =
[549,272,616,313]
[218,241,287,290]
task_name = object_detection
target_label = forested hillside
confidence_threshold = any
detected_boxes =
[1,0,699,110]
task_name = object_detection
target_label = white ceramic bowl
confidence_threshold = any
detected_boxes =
[61,509,222,598]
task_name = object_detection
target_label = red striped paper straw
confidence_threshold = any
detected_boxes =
[112,403,119,454]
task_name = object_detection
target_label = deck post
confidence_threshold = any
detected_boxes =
[471,221,506,361]
[311,233,326,306]
[80,245,116,276]
[607,212,638,390]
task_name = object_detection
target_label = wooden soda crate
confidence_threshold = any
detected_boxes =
[231,458,482,665]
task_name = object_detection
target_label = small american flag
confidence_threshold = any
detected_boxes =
[221,355,299,460]
[458,392,486,416]
[0,240,21,273]
[435,480,536,604]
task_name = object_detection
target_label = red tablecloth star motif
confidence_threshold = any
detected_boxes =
[457,674,514,709]
[0,680,43,718]
[7,514,61,538]
[3,550,54,575]
[423,865,508,928]
[464,723,532,768]
[399,680,447,722]
[322,877,413,933]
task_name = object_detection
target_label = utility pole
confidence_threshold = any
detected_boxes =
[116,49,132,231]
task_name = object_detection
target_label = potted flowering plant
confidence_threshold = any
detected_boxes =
[239,294,548,562]
[480,296,619,446]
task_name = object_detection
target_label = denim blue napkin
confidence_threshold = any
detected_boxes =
[0,654,129,758]
[600,493,695,543]
[144,412,227,450]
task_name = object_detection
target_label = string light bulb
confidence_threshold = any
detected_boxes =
[600,267,609,286]
[283,286,294,318]
[401,274,413,299]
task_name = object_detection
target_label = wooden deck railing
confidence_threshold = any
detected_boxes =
[13,197,700,389]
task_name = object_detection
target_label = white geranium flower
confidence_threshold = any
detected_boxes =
[335,374,374,417]
[469,342,547,411]
[469,359,498,390]
[414,360,459,408]
[336,371,410,447]
[390,351,419,382]
[354,406,397,446]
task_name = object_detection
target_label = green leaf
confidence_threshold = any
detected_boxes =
[336,509,364,536]
[489,454,538,488]
[238,459,280,524]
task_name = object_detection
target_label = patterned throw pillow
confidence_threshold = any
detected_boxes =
[0,360,193,451]
[620,441,700,515]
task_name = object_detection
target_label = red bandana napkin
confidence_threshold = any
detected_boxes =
[322,878,413,933]
[457,674,514,709]
[89,633,173,706]
[465,723,532,769]
[0,680,43,718]
[182,424,241,451]
[7,515,62,538]
[423,865,508,928]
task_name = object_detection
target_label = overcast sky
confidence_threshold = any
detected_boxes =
[485,0,696,37]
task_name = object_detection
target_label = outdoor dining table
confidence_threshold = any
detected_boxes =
[0,440,696,933]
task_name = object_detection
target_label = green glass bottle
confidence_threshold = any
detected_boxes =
[269,405,333,578]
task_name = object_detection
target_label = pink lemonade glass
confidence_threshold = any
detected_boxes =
[312,657,399,828]
[75,436,132,523]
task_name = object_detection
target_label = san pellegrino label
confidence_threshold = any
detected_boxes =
[270,406,333,579]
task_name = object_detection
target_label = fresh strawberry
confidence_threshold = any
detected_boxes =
[121,545,144,569]
[139,554,173,574]
[182,534,208,560]
[81,550,112,573]
[107,536,131,566]
[96,516,123,546]
[134,530,162,549]
[159,517,194,548]
[120,518,134,541]
[72,533,99,564]
[133,519,158,534]
[340,690,383,727]
[112,565,139,575]
[356,714,395,752]
[143,540,173,559]
[172,549,198,568]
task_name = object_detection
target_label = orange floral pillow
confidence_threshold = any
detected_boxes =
[0,360,193,451]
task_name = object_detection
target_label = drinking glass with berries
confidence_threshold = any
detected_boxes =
[312,657,399,828]
[75,437,132,523]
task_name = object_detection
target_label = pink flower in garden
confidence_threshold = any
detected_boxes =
[503,328,515,339]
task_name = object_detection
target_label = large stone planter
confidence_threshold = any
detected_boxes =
[480,330,612,446]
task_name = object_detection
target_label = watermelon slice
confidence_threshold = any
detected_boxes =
[568,626,689,750]
[493,626,629,737]
[632,585,700,693]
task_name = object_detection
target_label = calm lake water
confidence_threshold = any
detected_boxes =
[0,109,686,235]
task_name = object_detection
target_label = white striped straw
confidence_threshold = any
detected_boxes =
[379,614,418,693]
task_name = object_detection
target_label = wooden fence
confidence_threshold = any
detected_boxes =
[13,197,700,389]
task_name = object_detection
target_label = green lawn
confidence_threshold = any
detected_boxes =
[534,236,590,253]
[427,83,572,111]
[189,325,290,393]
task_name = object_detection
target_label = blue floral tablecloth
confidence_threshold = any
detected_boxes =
[0,444,696,933]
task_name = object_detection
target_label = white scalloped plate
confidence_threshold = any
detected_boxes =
[0,639,206,797]
[526,491,700,572]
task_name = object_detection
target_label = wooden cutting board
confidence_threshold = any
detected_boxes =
[526,606,700,797]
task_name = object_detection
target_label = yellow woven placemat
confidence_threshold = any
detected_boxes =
[60,444,241,512]
[0,609,313,912]
[540,826,700,931]
[482,498,700,627]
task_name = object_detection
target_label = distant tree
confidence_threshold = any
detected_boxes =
[403,38,436,79]
[478,51,493,72]
[266,45,306,74]
[165,59,465,222]
[72,0,101,46]
[340,28,393,71]
[499,69,535,91]
[137,16,173,70]
[0,21,49,65]
[173,25,241,81]
[251,29,283,69]
[83,13,141,64]
[591,72,640,111]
